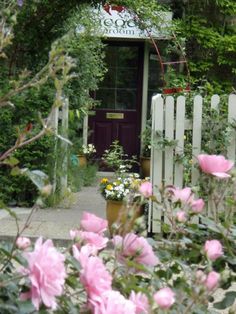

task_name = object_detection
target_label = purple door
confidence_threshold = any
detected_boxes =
[89,42,143,160]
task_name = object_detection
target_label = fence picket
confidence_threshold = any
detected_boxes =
[191,95,203,185]
[227,94,236,161]
[211,94,220,111]
[164,96,175,185]
[149,94,164,233]
[174,96,186,188]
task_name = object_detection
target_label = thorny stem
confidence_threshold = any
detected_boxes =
[0,274,26,288]
[0,128,47,162]
[0,61,50,107]
[0,204,38,272]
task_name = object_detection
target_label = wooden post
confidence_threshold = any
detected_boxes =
[60,96,69,195]
[149,94,164,233]
[51,106,59,194]
[191,95,203,185]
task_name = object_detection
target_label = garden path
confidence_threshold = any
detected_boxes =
[0,172,112,246]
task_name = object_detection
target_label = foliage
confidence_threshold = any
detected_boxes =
[68,161,98,193]
[0,1,106,205]
[140,120,152,158]
[171,0,236,93]
[102,140,138,173]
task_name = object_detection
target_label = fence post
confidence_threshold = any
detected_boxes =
[60,96,69,195]
[51,106,59,194]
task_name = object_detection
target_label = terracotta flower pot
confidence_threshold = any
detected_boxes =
[140,156,150,178]
[106,200,142,236]
[78,154,87,167]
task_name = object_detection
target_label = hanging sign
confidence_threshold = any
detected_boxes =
[96,5,172,39]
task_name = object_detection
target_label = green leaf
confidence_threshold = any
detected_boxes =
[17,301,35,314]
[3,156,19,167]
[11,166,21,176]
[213,291,236,310]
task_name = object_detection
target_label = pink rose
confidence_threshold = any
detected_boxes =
[71,230,108,252]
[205,271,220,291]
[16,236,31,250]
[80,211,108,234]
[197,154,234,178]
[190,198,205,213]
[204,240,223,261]
[80,256,112,300]
[139,182,152,198]
[72,244,94,268]
[19,237,66,310]
[154,287,175,309]
[113,233,159,267]
[176,211,187,222]
[129,291,149,314]
[196,270,207,284]
[170,187,192,203]
[91,290,136,314]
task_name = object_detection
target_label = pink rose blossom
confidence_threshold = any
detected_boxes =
[176,211,187,222]
[154,287,175,309]
[80,256,112,300]
[204,240,223,261]
[20,237,66,310]
[196,270,207,284]
[197,154,234,178]
[170,187,192,203]
[71,230,108,252]
[190,198,205,213]
[139,181,152,198]
[113,233,159,267]
[91,290,136,314]
[80,211,108,234]
[72,244,94,268]
[129,291,149,314]
[205,271,220,291]
[16,236,31,250]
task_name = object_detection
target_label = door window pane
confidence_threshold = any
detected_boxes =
[97,45,139,110]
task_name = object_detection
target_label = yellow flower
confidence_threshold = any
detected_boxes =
[106,184,113,191]
[101,178,108,184]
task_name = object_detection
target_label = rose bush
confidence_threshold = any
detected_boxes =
[1,154,236,313]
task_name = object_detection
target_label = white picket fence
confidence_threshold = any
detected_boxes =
[148,93,236,233]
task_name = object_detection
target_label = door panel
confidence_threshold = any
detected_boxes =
[89,42,143,162]
[119,123,137,156]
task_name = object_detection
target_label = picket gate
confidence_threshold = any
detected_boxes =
[148,94,236,233]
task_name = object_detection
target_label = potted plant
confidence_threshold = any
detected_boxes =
[140,120,151,178]
[78,143,96,167]
[101,140,137,172]
[99,172,145,235]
